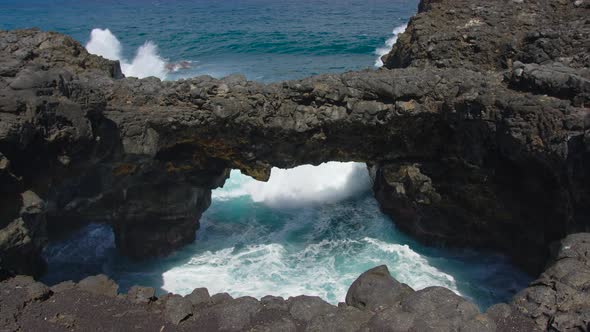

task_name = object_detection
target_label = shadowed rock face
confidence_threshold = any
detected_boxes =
[0,0,588,283]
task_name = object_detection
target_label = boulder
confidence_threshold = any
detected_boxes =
[367,307,417,332]
[77,275,118,297]
[250,317,297,332]
[288,295,336,323]
[127,285,156,304]
[50,280,76,293]
[26,281,52,301]
[306,306,373,332]
[214,296,260,331]
[261,295,288,311]
[485,303,540,332]
[185,287,210,306]
[210,292,233,305]
[512,233,590,331]
[345,265,412,311]
[164,294,193,325]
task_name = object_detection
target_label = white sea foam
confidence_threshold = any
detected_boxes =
[163,163,460,303]
[374,24,408,67]
[161,237,459,303]
[213,162,372,208]
[85,28,168,79]
[42,162,528,309]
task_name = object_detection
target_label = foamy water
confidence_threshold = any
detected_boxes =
[374,24,407,67]
[43,162,531,309]
[163,163,460,301]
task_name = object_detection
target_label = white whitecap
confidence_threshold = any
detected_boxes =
[161,237,460,303]
[85,28,169,80]
[374,24,408,67]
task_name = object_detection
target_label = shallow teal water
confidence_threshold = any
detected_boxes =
[42,163,531,310]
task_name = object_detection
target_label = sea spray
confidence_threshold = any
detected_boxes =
[162,178,461,302]
[42,162,531,309]
[213,162,372,207]
[85,28,168,79]
[374,24,408,67]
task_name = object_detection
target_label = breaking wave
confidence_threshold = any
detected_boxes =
[42,162,531,309]
[374,24,408,67]
[85,28,168,79]
[213,162,372,208]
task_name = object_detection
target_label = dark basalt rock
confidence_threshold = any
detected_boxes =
[0,0,589,329]
[2,261,563,331]
[164,294,193,325]
[0,190,47,278]
[1,23,587,276]
[77,274,118,297]
[185,287,210,306]
[512,233,590,331]
[345,265,413,311]
[128,285,156,304]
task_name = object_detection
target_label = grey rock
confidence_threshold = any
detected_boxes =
[26,281,52,301]
[164,294,193,325]
[261,295,288,311]
[459,314,496,332]
[485,303,540,332]
[250,317,297,332]
[306,306,373,332]
[346,265,412,311]
[512,233,590,331]
[50,280,76,293]
[185,287,210,306]
[77,275,118,297]
[288,295,336,323]
[0,0,588,329]
[401,287,479,318]
[214,296,260,331]
[367,307,416,332]
[210,292,233,305]
[127,285,156,304]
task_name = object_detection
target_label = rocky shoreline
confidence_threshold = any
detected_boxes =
[1,0,589,330]
[1,233,588,331]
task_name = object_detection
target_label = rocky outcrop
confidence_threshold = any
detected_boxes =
[0,190,47,277]
[374,0,590,273]
[0,0,588,308]
[1,23,588,276]
[0,264,541,332]
[512,233,590,331]
[2,234,587,331]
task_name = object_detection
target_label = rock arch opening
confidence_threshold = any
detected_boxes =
[41,162,532,310]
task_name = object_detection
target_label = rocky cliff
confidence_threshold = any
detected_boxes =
[0,0,589,330]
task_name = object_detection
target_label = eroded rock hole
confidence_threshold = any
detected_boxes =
[41,162,531,310]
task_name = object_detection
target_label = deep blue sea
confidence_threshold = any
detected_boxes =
[1,0,531,309]
[1,0,415,82]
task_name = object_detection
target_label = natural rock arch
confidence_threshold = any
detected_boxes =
[1,0,589,281]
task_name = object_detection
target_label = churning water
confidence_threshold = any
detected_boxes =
[42,163,531,310]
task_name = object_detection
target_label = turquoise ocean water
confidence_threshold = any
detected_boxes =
[2,0,531,309]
